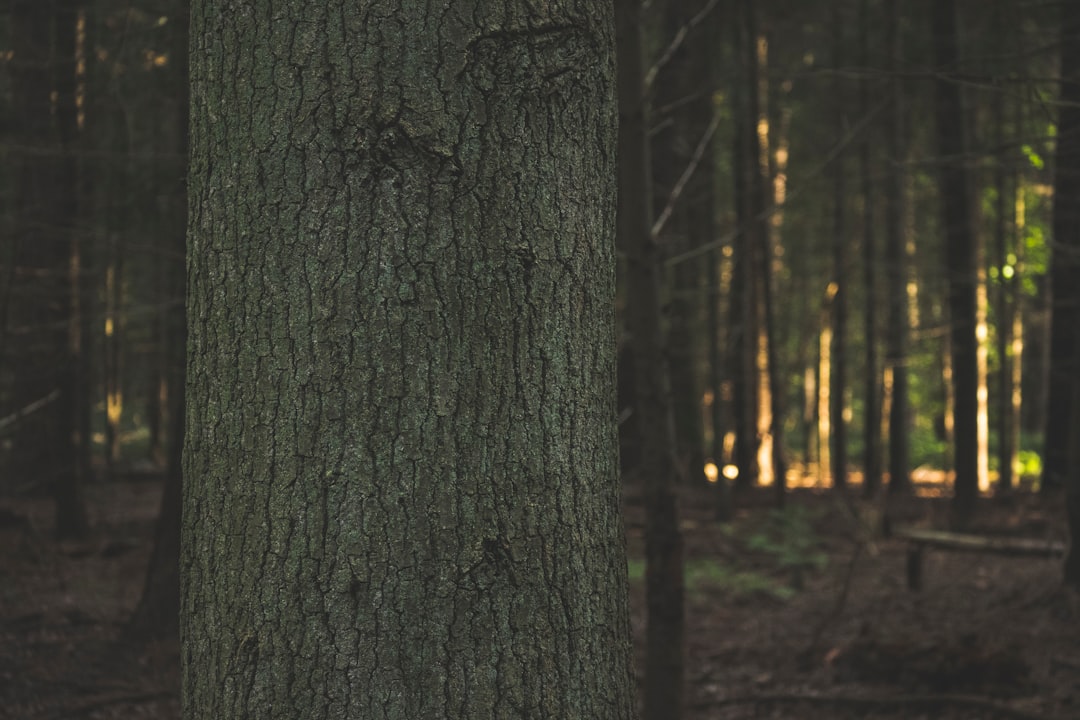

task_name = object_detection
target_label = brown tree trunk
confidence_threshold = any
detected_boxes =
[8,0,89,539]
[129,0,189,641]
[182,0,636,717]
[618,0,686,715]
[830,3,849,493]
[860,0,882,498]
[933,0,979,528]
[884,0,911,496]
[1046,0,1080,497]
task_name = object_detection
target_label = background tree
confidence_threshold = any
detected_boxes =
[933,0,979,528]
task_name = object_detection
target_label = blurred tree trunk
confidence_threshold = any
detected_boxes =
[729,0,762,492]
[618,0,685,716]
[129,0,189,641]
[830,3,849,492]
[182,0,635,717]
[884,0,910,496]
[860,0,882,498]
[1045,0,1080,497]
[651,0,706,487]
[8,0,89,539]
[933,0,979,528]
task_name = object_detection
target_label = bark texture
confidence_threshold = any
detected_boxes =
[181,1,635,717]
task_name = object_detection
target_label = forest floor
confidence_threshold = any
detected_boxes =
[1,475,1078,719]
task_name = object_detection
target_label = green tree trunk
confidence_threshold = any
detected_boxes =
[181,1,635,718]
[933,0,979,528]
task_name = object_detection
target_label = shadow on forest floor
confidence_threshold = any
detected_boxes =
[1,478,1078,719]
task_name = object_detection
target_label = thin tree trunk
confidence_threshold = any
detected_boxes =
[1045,0,1080,497]
[129,0,189,640]
[884,0,911,496]
[860,0,882,497]
[9,0,89,538]
[933,0,979,528]
[729,0,759,492]
[831,4,849,492]
[618,0,685,715]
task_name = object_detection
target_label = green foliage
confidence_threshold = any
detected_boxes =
[744,505,829,573]
[1020,144,1045,170]
[625,558,796,601]
[1017,449,1042,478]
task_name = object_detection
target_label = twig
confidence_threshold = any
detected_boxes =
[697,691,1063,720]
[0,388,61,433]
[665,95,889,268]
[651,113,721,241]
[644,0,722,93]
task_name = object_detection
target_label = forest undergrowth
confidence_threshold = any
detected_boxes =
[1,478,1077,719]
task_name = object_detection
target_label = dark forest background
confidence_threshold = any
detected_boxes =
[3,0,1080,718]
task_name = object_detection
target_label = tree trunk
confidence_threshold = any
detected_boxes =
[651,0,707,487]
[1046,0,1080,496]
[860,0,882,498]
[830,3,849,493]
[884,0,911,496]
[182,1,636,717]
[8,0,89,539]
[933,0,979,528]
[129,0,189,641]
[617,0,685,716]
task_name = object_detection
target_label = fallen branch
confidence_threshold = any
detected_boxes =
[696,691,1062,720]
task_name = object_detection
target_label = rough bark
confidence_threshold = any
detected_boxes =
[616,0,685,716]
[1046,0,1080,496]
[181,1,635,717]
[933,0,978,528]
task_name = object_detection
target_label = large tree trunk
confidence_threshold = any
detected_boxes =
[933,0,979,529]
[617,0,685,716]
[181,1,636,717]
[1046,0,1080,497]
